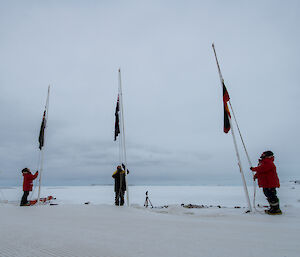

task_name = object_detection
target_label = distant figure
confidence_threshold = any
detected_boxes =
[20,168,38,206]
[250,151,282,215]
[112,164,129,206]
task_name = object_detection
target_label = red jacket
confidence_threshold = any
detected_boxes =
[23,171,38,191]
[252,157,280,188]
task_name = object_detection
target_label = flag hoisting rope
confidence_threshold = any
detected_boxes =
[37,85,50,204]
[212,43,252,212]
[114,69,130,206]
[226,96,257,210]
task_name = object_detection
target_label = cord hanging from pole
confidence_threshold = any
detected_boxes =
[228,102,258,211]
[29,150,41,201]
[118,69,130,206]
[37,85,50,205]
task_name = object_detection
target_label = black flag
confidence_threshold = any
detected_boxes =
[39,110,46,150]
[114,95,120,141]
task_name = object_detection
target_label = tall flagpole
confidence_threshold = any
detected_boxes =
[227,101,257,210]
[37,85,50,204]
[212,43,252,212]
[118,69,130,206]
[228,117,252,212]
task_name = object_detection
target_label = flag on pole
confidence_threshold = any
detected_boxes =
[114,95,120,141]
[223,82,231,133]
[39,110,46,150]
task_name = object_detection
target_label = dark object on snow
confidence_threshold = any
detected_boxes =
[234,206,241,209]
[181,204,234,209]
[144,191,153,208]
[84,202,90,205]
[154,205,168,209]
[292,180,300,184]
[181,204,206,209]
[257,204,269,208]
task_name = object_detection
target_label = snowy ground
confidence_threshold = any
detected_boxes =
[0,183,299,257]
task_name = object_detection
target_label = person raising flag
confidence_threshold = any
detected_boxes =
[20,168,38,206]
[112,164,129,206]
[250,151,282,215]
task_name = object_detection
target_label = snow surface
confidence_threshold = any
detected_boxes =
[0,184,299,257]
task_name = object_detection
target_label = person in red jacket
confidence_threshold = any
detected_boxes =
[20,168,38,206]
[250,151,282,215]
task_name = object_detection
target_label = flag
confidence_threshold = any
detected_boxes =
[39,110,46,150]
[223,82,231,133]
[114,95,120,141]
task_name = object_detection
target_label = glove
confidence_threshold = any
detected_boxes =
[122,163,130,174]
[250,167,254,171]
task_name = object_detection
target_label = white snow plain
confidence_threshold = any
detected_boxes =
[0,183,299,257]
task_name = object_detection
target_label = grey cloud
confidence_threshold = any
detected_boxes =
[0,0,299,186]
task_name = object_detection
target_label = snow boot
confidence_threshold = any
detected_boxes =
[265,203,282,215]
[120,197,124,206]
[20,203,30,206]
[115,196,120,206]
[119,191,125,206]
[265,208,282,215]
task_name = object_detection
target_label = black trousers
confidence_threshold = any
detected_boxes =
[263,188,280,210]
[115,190,125,206]
[20,191,29,206]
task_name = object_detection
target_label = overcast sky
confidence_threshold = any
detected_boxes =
[0,0,299,186]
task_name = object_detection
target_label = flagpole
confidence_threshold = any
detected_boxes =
[37,85,50,204]
[228,101,257,209]
[213,42,256,210]
[118,69,130,206]
[228,118,252,212]
[212,43,252,212]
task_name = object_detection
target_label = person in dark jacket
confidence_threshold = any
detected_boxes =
[112,164,129,206]
[20,168,38,206]
[250,151,282,215]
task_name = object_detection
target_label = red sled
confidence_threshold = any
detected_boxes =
[29,195,55,205]
[29,199,38,205]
